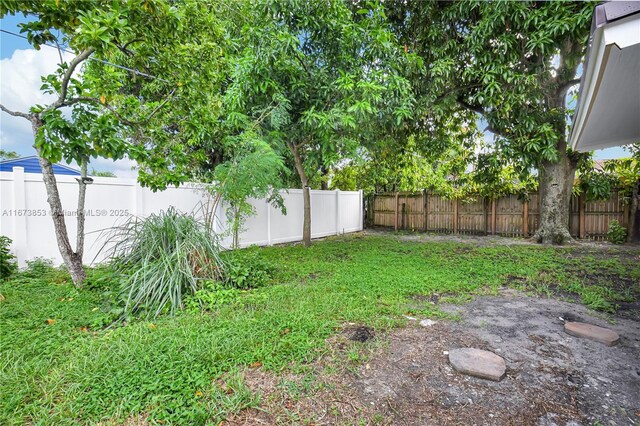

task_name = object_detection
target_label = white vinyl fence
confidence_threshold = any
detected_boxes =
[0,167,363,266]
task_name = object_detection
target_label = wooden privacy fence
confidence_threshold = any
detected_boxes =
[370,191,630,240]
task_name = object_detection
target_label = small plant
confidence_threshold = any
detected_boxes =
[0,236,18,280]
[223,247,274,289]
[184,280,241,313]
[21,257,71,284]
[103,207,225,317]
[23,257,54,276]
[83,265,121,291]
[607,220,627,244]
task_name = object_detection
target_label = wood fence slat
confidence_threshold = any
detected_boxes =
[371,189,626,240]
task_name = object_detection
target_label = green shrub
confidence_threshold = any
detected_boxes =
[607,220,627,244]
[184,280,241,313]
[21,257,71,284]
[223,247,273,289]
[84,264,121,291]
[0,236,18,280]
[104,207,225,317]
[23,257,55,276]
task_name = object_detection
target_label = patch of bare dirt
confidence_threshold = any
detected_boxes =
[365,229,640,252]
[228,291,639,425]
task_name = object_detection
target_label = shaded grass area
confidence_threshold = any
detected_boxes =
[1,234,638,424]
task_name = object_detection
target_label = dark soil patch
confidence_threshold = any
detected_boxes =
[569,267,639,294]
[346,325,375,342]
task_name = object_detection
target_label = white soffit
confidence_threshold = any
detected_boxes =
[569,11,640,152]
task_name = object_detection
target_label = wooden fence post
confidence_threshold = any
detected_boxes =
[453,198,459,234]
[523,200,529,237]
[422,190,427,232]
[483,197,489,235]
[394,192,399,231]
[491,199,497,235]
[369,193,375,228]
[579,193,586,239]
[622,190,629,227]
[401,201,406,230]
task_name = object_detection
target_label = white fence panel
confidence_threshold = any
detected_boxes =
[0,168,363,266]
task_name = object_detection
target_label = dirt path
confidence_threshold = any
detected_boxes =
[365,229,640,252]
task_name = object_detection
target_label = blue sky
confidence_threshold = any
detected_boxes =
[1,14,138,177]
[1,14,34,58]
[0,13,631,177]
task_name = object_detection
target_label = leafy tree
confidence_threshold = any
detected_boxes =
[0,0,224,286]
[0,149,20,160]
[386,0,594,244]
[208,135,286,248]
[225,0,415,246]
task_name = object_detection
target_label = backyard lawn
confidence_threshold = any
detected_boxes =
[1,233,639,425]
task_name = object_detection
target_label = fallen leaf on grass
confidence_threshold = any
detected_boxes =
[45,319,56,325]
[250,361,262,368]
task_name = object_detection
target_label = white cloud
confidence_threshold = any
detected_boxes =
[90,157,138,179]
[0,47,73,154]
[0,47,139,176]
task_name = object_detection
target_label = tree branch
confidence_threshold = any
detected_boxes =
[63,97,137,127]
[456,98,484,115]
[557,78,581,97]
[293,50,312,79]
[44,47,96,113]
[65,88,177,127]
[144,88,177,121]
[0,104,32,120]
[435,83,483,103]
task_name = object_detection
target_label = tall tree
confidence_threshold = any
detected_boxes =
[0,0,231,285]
[225,0,415,246]
[386,0,594,243]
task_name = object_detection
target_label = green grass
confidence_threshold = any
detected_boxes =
[1,234,638,425]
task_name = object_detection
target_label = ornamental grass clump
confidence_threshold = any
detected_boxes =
[104,207,224,317]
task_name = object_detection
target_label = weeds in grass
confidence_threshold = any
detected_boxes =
[1,235,638,424]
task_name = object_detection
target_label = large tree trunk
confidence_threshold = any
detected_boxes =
[534,138,575,245]
[32,120,86,287]
[320,165,329,190]
[289,142,311,247]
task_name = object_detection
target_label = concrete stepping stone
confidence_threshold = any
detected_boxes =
[448,348,506,382]
[564,321,619,346]
[419,319,436,327]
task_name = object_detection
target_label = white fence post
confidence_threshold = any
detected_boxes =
[266,198,272,245]
[335,189,340,235]
[11,167,28,265]
[359,189,364,231]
